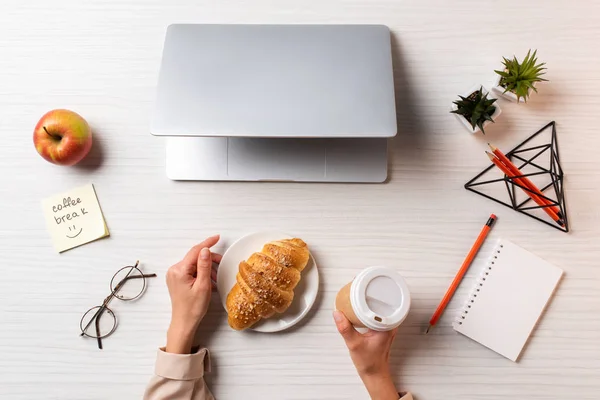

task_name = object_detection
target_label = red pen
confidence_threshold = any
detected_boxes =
[426,214,496,333]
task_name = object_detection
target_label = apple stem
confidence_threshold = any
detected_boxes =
[43,126,61,140]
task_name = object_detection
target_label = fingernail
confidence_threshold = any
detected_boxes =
[333,310,343,323]
[200,248,210,260]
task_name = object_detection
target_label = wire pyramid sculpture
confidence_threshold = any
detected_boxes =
[465,121,568,232]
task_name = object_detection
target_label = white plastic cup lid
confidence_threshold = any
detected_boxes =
[350,266,411,331]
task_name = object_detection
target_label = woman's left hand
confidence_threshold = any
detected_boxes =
[165,235,222,354]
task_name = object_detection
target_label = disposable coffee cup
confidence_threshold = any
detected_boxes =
[335,266,411,331]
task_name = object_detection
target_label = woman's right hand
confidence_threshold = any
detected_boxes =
[334,310,400,400]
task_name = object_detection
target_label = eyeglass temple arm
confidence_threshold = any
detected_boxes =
[118,273,157,283]
[111,273,157,295]
[80,303,108,336]
[95,308,105,349]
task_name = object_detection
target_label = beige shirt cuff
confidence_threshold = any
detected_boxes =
[400,392,413,400]
[155,346,211,380]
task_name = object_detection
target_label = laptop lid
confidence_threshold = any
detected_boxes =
[152,24,397,138]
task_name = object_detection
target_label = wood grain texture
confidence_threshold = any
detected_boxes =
[1,0,600,398]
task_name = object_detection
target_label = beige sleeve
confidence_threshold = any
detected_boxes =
[143,347,214,400]
[142,346,410,400]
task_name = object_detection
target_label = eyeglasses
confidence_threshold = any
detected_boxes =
[80,261,156,349]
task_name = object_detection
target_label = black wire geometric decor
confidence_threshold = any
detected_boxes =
[465,121,568,232]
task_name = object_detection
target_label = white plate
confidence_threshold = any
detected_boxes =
[217,231,319,333]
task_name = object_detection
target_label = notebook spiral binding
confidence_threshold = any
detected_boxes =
[455,241,504,326]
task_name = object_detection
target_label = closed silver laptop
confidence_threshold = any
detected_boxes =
[152,24,397,182]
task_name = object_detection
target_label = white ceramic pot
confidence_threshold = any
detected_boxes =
[451,85,502,134]
[491,74,531,103]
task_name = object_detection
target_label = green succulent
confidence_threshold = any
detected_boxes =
[451,87,497,134]
[495,49,547,103]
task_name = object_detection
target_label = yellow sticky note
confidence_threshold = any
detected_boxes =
[42,183,110,253]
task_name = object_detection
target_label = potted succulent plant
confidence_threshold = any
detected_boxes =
[451,85,501,134]
[492,49,547,103]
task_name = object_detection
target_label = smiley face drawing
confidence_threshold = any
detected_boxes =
[66,225,83,239]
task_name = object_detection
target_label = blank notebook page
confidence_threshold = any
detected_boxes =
[453,239,563,362]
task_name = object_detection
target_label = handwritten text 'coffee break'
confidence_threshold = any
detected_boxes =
[52,197,88,225]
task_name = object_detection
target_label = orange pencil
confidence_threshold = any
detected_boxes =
[488,143,562,218]
[425,214,496,334]
[486,152,563,226]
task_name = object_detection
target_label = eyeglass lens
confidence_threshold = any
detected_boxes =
[80,306,117,339]
[110,265,146,301]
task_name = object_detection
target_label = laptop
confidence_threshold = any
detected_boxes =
[152,24,397,182]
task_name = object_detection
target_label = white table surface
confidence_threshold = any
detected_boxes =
[1,1,599,399]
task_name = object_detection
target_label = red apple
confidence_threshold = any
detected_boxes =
[33,109,92,166]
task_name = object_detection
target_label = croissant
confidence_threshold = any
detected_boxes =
[226,238,310,330]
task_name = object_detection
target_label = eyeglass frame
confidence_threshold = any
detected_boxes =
[79,260,157,349]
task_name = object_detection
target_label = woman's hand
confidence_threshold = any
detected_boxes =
[334,310,399,400]
[165,235,222,354]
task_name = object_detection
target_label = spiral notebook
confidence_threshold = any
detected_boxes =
[453,239,563,362]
